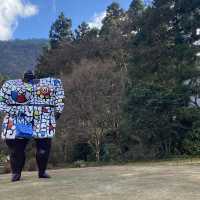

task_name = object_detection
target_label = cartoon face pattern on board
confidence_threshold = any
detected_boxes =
[0,78,65,140]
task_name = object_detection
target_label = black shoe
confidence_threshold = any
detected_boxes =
[38,172,51,179]
[11,173,21,182]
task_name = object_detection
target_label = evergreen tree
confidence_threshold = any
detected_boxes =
[85,28,99,40]
[123,0,145,38]
[75,22,90,41]
[174,0,200,44]
[49,12,74,48]
[100,2,124,37]
[123,0,200,158]
[128,0,144,25]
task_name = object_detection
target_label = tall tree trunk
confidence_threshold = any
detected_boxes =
[95,138,101,161]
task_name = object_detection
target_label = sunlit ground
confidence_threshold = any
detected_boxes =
[1,161,200,200]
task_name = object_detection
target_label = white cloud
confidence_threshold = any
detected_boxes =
[88,11,106,29]
[0,0,39,40]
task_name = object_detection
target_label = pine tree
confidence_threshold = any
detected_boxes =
[123,0,200,158]
[49,12,74,48]
[75,22,90,41]
[100,2,124,37]
[124,0,145,36]
[174,0,200,44]
[128,0,144,19]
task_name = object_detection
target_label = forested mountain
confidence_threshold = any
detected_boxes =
[0,39,47,78]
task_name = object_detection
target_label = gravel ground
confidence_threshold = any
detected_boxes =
[0,162,200,200]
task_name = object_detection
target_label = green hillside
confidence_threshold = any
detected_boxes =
[0,39,47,78]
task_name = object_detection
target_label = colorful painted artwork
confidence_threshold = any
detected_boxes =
[0,78,65,140]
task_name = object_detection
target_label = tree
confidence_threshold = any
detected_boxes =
[61,59,124,161]
[124,0,144,34]
[123,0,200,158]
[75,22,91,41]
[49,12,74,48]
[129,0,144,12]
[100,2,124,37]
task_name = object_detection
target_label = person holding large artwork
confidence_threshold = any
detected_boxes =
[0,70,65,182]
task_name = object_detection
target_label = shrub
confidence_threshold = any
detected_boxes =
[26,158,37,171]
[3,162,11,174]
[73,160,87,168]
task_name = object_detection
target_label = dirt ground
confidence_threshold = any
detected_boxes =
[1,161,200,200]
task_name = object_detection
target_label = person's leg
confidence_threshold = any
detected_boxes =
[35,138,52,178]
[6,139,29,181]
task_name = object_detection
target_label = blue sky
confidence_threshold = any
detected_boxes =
[12,0,133,40]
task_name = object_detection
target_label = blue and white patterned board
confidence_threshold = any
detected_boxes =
[0,78,65,140]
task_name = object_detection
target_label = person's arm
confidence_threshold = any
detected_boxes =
[0,81,18,115]
[54,79,65,119]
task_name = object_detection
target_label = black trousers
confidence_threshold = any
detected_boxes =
[6,138,51,174]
